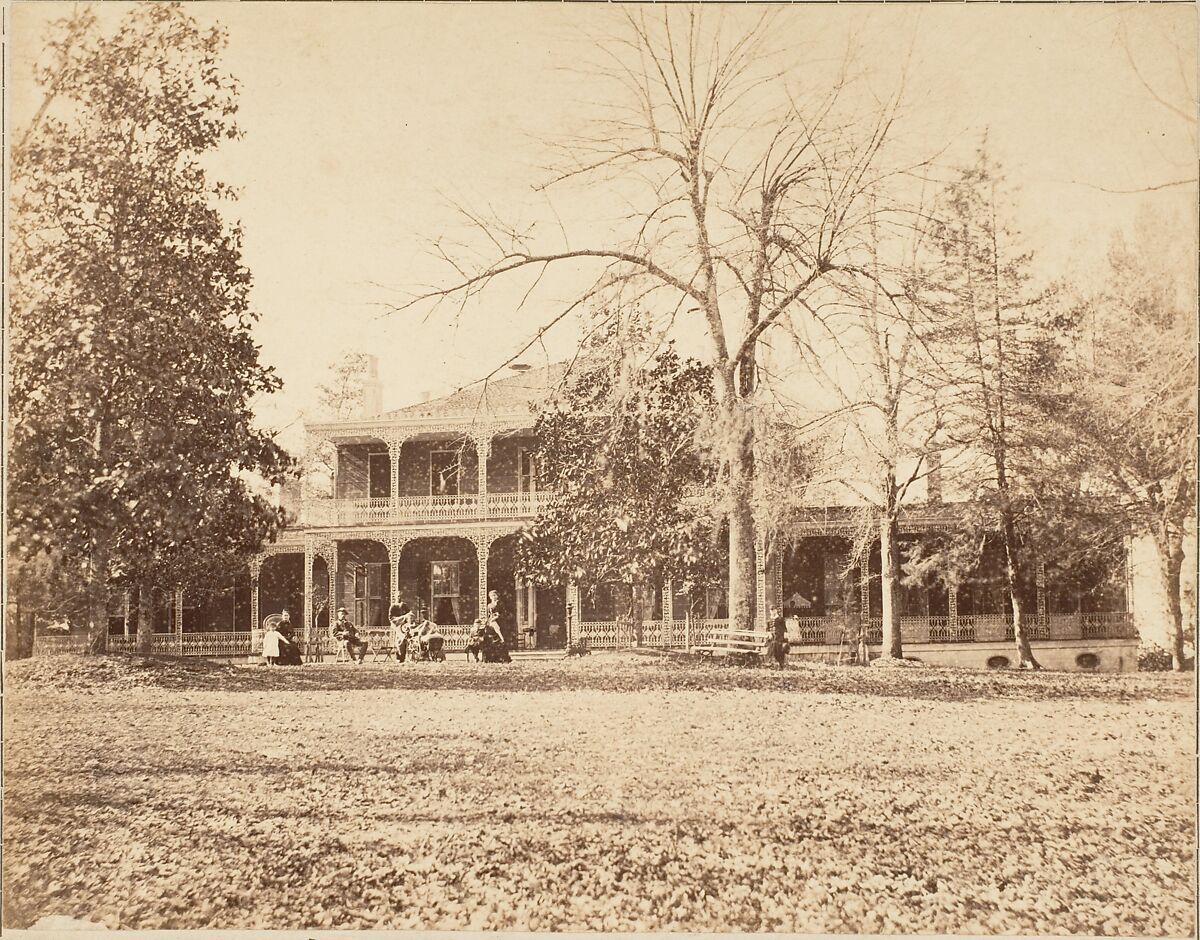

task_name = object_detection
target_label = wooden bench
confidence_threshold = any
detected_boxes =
[694,628,773,665]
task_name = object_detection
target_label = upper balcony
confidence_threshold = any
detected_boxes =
[298,491,554,528]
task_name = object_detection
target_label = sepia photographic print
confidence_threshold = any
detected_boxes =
[3,1,1197,935]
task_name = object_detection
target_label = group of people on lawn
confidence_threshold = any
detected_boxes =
[259,590,512,665]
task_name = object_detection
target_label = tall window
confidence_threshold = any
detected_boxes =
[431,560,462,624]
[430,450,460,496]
[354,563,388,626]
[517,448,537,494]
[368,452,391,498]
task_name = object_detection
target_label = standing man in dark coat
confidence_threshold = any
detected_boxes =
[768,607,788,668]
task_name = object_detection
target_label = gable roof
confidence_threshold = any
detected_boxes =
[381,362,569,421]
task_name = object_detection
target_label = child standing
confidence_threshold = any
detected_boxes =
[262,622,287,666]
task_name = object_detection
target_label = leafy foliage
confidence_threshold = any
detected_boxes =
[8,4,292,640]
[1050,207,1197,668]
[905,146,1082,665]
[517,345,724,597]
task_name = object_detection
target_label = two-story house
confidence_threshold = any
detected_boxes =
[70,356,1139,671]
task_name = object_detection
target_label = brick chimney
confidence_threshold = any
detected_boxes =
[360,354,382,418]
[926,451,943,504]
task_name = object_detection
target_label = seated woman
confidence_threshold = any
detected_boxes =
[276,609,304,666]
[481,614,511,663]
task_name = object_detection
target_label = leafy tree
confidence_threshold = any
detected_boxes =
[911,148,1076,669]
[9,3,293,653]
[1053,207,1197,669]
[517,340,725,617]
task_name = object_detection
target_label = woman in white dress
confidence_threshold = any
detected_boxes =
[261,623,288,666]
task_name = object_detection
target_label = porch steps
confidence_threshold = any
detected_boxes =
[509,649,567,661]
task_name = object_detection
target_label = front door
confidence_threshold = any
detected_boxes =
[516,576,537,649]
[431,560,462,624]
[353,563,387,626]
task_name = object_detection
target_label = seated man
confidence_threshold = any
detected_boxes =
[389,603,415,663]
[331,606,368,663]
[412,608,445,660]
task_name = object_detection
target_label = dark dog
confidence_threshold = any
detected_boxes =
[465,624,486,662]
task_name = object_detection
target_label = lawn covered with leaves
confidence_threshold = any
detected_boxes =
[4,653,1194,933]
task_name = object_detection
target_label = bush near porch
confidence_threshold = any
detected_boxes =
[3,654,1193,934]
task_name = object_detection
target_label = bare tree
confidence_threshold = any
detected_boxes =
[784,206,945,660]
[391,9,917,631]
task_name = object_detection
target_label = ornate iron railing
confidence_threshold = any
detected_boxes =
[302,491,553,527]
[573,618,730,650]
[1081,611,1135,639]
[788,617,838,645]
[32,634,89,655]
[107,634,182,654]
[32,610,1138,660]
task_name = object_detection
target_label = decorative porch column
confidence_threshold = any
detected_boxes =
[948,583,959,630]
[1123,534,1134,615]
[755,534,768,628]
[327,542,340,625]
[773,553,783,617]
[302,542,313,649]
[661,579,673,623]
[472,533,494,621]
[1035,561,1047,623]
[859,565,871,623]
[381,535,408,608]
[249,556,263,648]
[472,428,493,517]
[382,434,407,512]
[123,591,132,637]
[174,586,184,653]
[566,581,580,646]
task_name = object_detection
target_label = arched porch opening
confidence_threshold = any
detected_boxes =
[337,539,391,627]
[781,535,856,646]
[394,536,479,627]
[182,573,253,633]
[490,533,566,650]
[311,554,331,635]
[260,554,304,624]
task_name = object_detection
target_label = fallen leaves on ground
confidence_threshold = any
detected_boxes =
[3,654,1194,933]
[6,650,1192,701]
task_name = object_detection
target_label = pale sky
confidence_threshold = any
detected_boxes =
[9,3,1198,453]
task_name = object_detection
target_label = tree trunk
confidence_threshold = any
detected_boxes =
[1000,509,1040,670]
[1153,525,1188,671]
[86,542,110,654]
[879,515,904,660]
[728,450,757,634]
[878,513,902,662]
[137,584,155,654]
